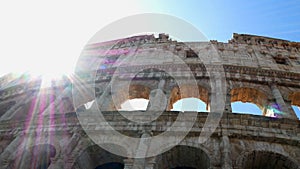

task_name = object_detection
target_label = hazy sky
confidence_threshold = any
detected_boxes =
[0,0,300,77]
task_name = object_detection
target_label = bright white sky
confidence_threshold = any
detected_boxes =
[0,0,150,77]
[1,0,299,78]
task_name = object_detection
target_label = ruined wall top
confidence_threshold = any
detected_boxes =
[230,33,300,48]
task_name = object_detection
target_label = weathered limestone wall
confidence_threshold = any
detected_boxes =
[0,33,300,168]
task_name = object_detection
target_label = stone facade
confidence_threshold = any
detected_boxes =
[0,33,300,169]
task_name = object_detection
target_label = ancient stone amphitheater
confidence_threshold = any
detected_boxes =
[0,33,299,169]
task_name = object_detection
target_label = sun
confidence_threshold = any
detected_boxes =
[28,69,72,88]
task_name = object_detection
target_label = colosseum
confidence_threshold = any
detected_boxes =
[0,33,299,169]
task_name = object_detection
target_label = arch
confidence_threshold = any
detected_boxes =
[289,92,300,119]
[230,87,269,116]
[236,150,299,169]
[289,91,300,107]
[292,105,300,119]
[231,87,268,109]
[155,145,210,169]
[111,84,151,110]
[231,101,262,116]
[168,85,209,110]
[119,98,149,111]
[73,144,126,169]
[95,162,124,169]
[230,82,272,99]
[171,98,207,112]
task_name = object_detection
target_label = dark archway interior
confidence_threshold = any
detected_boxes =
[95,162,124,169]
[171,167,196,169]
[242,151,298,169]
[155,146,210,169]
[75,145,125,169]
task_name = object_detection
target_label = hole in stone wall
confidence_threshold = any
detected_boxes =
[168,85,209,111]
[289,92,300,119]
[241,151,299,169]
[171,98,207,112]
[119,98,149,111]
[230,87,268,116]
[155,145,210,169]
[273,55,289,65]
[185,49,198,58]
[292,105,300,119]
[95,162,124,169]
[171,167,196,169]
[74,145,125,169]
[231,101,262,116]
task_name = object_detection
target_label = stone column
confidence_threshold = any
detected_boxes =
[124,158,134,169]
[97,84,115,111]
[225,87,232,113]
[124,158,155,169]
[208,68,226,114]
[221,135,232,169]
[270,84,297,119]
[285,100,297,118]
[124,131,155,169]
[146,79,167,111]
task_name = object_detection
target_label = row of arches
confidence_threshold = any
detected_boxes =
[102,84,300,119]
[72,144,299,169]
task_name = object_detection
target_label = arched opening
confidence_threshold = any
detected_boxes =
[74,145,125,169]
[112,84,150,111]
[119,98,149,111]
[172,167,196,169]
[95,162,124,169]
[292,105,300,119]
[171,98,207,112]
[231,101,262,116]
[230,88,268,116]
[168,85,209,111]
[155,145,210,169]
[289,92,300,119]
[240,151,298,169]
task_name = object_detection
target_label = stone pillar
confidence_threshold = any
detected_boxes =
[97,84,115,111]
[285,100,297,118]
[209,69,226,114]
[221,135,232,169]
[270,84,297,119]
[225,87,232,113]
[123,131,155,169]
[146,79,167,111]
[124,158,134,169]
[124,158,155,169]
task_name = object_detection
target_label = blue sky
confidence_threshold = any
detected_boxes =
[0,1,299,118]
[139,0,300,42]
